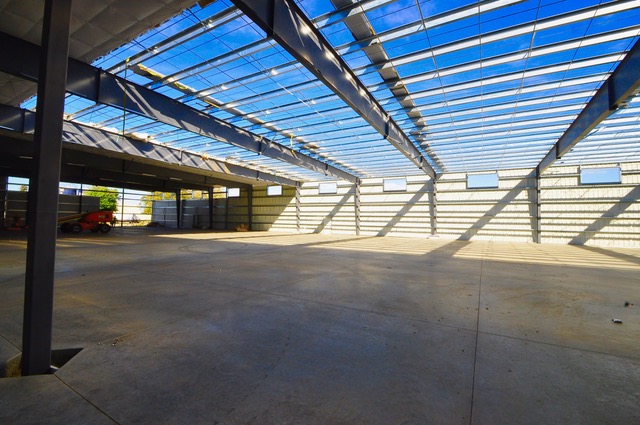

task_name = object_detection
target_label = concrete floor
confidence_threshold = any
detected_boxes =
[0,229,639,425]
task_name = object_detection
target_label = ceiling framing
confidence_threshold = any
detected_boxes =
[0,0,639,189]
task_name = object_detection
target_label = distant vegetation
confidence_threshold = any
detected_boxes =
[84,186,119,211]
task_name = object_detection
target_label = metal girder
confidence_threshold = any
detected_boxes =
[330,0,444,172]
[230,0,436,179]
[537,38,640,174]
[0,105,299,187]
[0,31,358,184]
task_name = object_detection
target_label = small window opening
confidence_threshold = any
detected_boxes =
[467,173,499,189]
[267,185,282,196]
[383,178,407,192]
[318,182,337,194]
[580,167,621,185]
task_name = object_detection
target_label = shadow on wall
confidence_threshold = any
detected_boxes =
[569,185,640,245]
[377,182,432,236]
[457,174,535,241]
[253,186,296,232]
[313,187,355,234]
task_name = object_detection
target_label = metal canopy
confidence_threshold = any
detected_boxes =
[0,129,254,192]
[0,107,297,188]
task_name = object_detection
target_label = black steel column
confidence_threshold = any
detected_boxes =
[78,184,83,213]
[120,187,125,228]
[208,187,214,229]
[247,186,253,231]
[295,185,301,233]
[354,182,360,236]
[175,190,182,228]
[224,191,230,230]
[0,175,8,223]
[22,0,72,376]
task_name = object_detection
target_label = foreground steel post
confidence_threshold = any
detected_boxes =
[21,0,72,375]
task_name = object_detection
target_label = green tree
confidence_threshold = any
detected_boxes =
[84,186,119,211]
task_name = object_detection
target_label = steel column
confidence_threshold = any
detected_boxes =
[175,190,182,228]
[429,178,438,237]
[224,192,230,230]
[355,182,361,236]
[120,187,125,229]
[0,176,8,223]
[534,171,542,244]
[78,184,83,213]
[295,185,301,233]
[208,187,214,230]
[21,0,72,376]
[247,186,253,231]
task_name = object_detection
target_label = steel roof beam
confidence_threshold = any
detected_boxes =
[231,0,436,179]
[0,31,358,184]
[536,39,640,174]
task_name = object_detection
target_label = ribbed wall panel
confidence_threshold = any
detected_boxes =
[146,162,640,247]
[539,163,640,247]
[253,186,297,232]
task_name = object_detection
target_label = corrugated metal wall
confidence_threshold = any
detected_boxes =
[539,163,640,247]
[436,169,536,242]
[151,188,253,230]
[266,163,639,247]
[359,176,433,237]
[147,162,639,247]
[1,191,100,226]
[252,186,296,231]
[151,200,179,228]
[297,181,356,234]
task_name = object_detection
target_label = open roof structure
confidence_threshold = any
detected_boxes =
[3,0,640,182]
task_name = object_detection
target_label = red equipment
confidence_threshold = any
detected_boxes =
[58,211,113,234]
